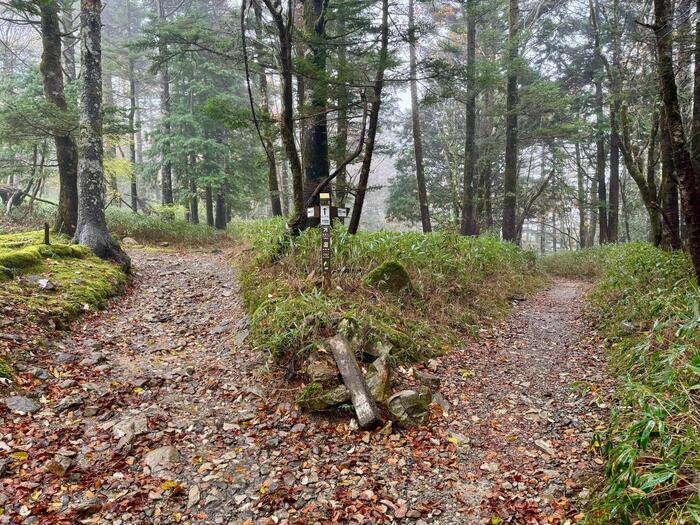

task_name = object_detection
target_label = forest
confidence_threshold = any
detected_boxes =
[0,0,699,523]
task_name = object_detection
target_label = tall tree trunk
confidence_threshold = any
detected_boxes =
[502,0,519,242]
[215,188,226,229]
[660,112,681,248]
[189,168,199,224]
[461,0,477,236]
[608,115,620,242]
[348,0,389,234]
[39,2,78,236]
[591,0,608,244]
[588,174,598,247]
[300,0,330,228]
[74,0,130,271]
[103,74,120,205]
[655,0,700,280]
[205,185,214,226]
[259,0,304,214]
[157,0,173,206]
[409,0,432,233]
[127,0,138,213]
[575,142,588,248]
[335,17,349,207]
[253,3,282,216]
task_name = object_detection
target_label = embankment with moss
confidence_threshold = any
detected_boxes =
[542,243,700,524]
[232,218,545,409]
[0,230,128,378]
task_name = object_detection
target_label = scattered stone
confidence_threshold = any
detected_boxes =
[366,355,392,403]
[80,352,106,366]
[54,395,83,413]
[290,423,306,433]
[56,352,78,364]
[187,485,201,508]
[73,499,102,516]
[59,379,78,389]
[535,439,556,457]
[479,462,500,473]
[113,414,149,441]
[431,392,450,413]
[306,351,338,384]
[30,367,50,380]
[122,237,138,245]
[4,395,41,414]
[387,390,431,426]
[143,445,181,474]
[414,368,440,389]
[46,455,73,477]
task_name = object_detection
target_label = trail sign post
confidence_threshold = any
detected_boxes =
[306,192,350,290]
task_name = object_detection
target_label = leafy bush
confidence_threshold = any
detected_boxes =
[232,219,544,367]
[538,247,612,278]
[588,243,700,524]
[107,208,229,246]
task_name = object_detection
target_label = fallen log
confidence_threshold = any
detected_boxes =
[328,334,382,429]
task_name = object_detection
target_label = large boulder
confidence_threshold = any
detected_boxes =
[387,389,432,426]
[364,261,413,294]
[306,350,338,384]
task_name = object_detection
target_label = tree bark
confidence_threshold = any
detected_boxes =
[461,0,477,236]
[409,0,431,233]
[575,142,588,248]
[655,0,700,280]
[215,188,226,229]
[205,185,214,226]
[39,1,78,236]
[260,0,304,215]
[74,0,130,272]
[348,0,389,234]
[127,0,138,213]
[60,0,77,82]
[253,3,283,217]
[335,17,349,207]
[502,0,519,242]
[157,0,174,206]
[300,0,330,228]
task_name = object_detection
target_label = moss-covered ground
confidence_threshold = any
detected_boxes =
[0,230,128,380]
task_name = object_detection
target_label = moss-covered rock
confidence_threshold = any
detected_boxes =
[297,382,351,411]
[364,260,413,293]
[0,358,13,379]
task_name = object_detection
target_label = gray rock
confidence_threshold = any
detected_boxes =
[306,351,338,384]
[46,455,73,477]
[112,414,149,441]
[187,485,201,508]
[366,356,392,403]
[143,445,181,474]
[56,352,78,364]
[4,395,41,414]
[80,352,106,366]
[387,389,431,426]
[59,379,78,389]
[54,395,84,413]
[122,237,138,245]
[30,367,50,380]
[414,369,440,389]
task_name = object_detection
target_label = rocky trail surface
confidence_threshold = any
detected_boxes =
[1,249,612,525]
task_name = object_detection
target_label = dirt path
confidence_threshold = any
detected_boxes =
[1,250,611,525]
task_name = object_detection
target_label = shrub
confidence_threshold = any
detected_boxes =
[588,243,700,525]
[232,219,544,368]
[538,247,612,278]
[107,208,229,246]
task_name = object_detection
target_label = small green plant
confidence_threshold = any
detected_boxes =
[586,243,700,525]
[233,218,544,373]
[538,247,612,278]
[107,208,229,246]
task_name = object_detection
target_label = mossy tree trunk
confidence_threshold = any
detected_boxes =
[74,0,130,272]
[39,1,78,236]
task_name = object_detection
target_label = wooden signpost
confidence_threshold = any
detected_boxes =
[306,192,349,289]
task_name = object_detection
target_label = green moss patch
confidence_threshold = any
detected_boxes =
[364,260,413,293]
[0,230,128,326]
